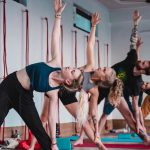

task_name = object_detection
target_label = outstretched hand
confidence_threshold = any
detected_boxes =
[54,0,66,15]
[133,10,142,25]
[91,12,101,27]
[51,144,59,150]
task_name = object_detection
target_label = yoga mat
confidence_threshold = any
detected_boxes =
[67,135,143,143]
[74,140,150,149]
[101,137,143,143]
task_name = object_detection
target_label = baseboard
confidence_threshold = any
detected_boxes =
[0,119,149,140]
[113,119,150,133]
[0,126,29,141]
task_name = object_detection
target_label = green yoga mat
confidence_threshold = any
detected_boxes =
[57,133,143,149]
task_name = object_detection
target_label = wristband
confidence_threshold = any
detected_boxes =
[55,13,61,18]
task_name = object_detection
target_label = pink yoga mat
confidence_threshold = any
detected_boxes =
[74,140,150,149]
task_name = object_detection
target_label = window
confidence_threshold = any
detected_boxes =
[73,4,98,36]
[13,0,27,6]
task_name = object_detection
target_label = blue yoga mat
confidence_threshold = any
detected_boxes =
[63,134,143,143]
[67,135,79,141]
[102,133,142,143]
[57,134,143,149]
[101,137,143,143]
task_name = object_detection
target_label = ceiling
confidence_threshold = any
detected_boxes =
[98,0,150,10]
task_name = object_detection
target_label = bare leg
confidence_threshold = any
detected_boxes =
[132,95,141,133]
[73,127,84,145]
[99,113,108,134]
[139,107,146,132]
[104,120,109,130]
[89,97,99,142]
[82,121,107,150]
[74,115,97,146]
[65,103,107,150]
[117,97,150,144]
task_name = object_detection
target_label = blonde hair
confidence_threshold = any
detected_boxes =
[63,72,89,125]
[108,78,123,107]
[76,90,89,126]
[97,68,123,106]
[98,69,116,88]
[63,73,83,92]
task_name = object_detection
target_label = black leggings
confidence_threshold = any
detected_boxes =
[0,72,51,150]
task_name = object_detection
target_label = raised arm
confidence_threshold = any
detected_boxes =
[84,12,100,71]
[136,37,143,60]
[126,10,141,67]
[50,0,66,67]
[130,10,141,51]
[131,11,145,76]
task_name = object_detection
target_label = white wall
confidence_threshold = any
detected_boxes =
[0,0,111,126]
[110,6,150,119]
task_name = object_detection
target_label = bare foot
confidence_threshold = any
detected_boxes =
[97,141,107,150]
[143,136,150,146]
[73,138,83,146]
[139,129,150,146]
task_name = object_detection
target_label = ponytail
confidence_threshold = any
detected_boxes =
[108,78,123,107]
[76,90,89,126]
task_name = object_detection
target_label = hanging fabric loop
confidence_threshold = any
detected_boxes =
[60,25,63,67]
[23,9,29,140]
[106,43,109,67]
[44,17,49,62]
[72,30,77,67]
[2,0,8,78]
[0,0,8,142]
[97,40,100,68]
[24,9,29,66]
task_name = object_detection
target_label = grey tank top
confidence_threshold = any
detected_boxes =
[82,72,96,92]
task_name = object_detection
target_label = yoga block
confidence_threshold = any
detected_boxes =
[68,135,79,141]
[57,138,72,150]
[118,133,131,139]
[131,133,138,137]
